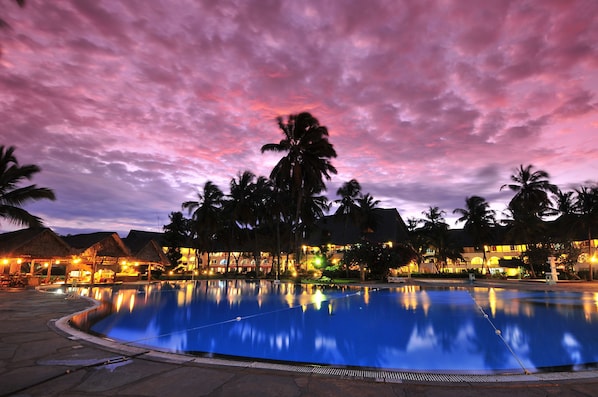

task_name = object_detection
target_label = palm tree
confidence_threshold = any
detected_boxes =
[500,164,557,278]
[547,189,577,243]
[406,217,425,270]
[261,112,337,268]
[228,171,257,231]
[162,211,191,267]
[453,196,496,274]
[0,145,56,228]
[182,181,224,272]
[259,179,291,277]
[356,193,380,240]
[574,185,598,280]
[334,179,362,242]
[549,189,576,217]
[501,164,558,219]
[421,206,451,272]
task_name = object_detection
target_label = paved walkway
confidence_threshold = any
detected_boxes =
[1,281,598,396]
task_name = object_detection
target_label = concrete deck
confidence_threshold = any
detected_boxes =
[2,280,598,396]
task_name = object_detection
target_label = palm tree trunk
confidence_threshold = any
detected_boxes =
[482,247,487,275]
[226,251,231,275]
[527,244,537,278]
[588,227,593,281]
[276,221,281,279]
[295,188,304,271]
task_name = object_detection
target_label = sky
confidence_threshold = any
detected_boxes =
[1,0,596,237]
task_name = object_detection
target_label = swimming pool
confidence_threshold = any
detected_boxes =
[81,280,598,374]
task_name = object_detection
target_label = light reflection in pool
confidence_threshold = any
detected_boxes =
[75,280,598,374]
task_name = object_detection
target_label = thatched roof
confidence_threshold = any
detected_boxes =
[62,232,131,258]
[133,240,170,265]
[0,228,72,258]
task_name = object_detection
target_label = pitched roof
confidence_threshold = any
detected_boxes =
[62,232,131,257]
[133,240,170,265]
[62,232,118,249]
[0,228,72,258]
[307,208,410,246]
[123,230,165,254]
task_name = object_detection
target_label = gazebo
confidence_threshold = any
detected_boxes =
[62,232,131,284]
[0,228,73,284]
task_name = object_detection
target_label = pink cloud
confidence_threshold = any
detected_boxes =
[0,0,596,234]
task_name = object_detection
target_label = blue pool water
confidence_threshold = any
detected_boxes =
[84,280,598,374]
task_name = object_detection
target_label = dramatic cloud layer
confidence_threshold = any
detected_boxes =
[1,0,596,235]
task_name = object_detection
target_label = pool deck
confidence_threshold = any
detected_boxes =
[2,279,598,396]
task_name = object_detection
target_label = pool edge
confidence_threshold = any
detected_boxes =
[50,298,598,384]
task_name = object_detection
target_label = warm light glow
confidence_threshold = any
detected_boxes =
[115,292,124,312]
[2,259,7,265]
[489,288,497,318]
[363,287,370,305]
[129,294,135,312]
[313,289,325,310]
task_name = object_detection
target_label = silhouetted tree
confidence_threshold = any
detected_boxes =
[0,145,56,228]
[162,211,190,267]
[454,196,496,274]
[182,181,224,270]
[261,112,337,269]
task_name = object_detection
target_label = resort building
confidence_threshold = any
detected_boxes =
[1,207,596,282]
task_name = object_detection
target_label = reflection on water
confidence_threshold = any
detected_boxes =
[72,280,598,373]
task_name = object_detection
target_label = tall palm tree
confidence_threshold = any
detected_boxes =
[574,185,598,280]
[547,189,577,242]
[223,170,260,273]
[500,164,558,219]
[356,193,380,239]
[228,170,257,231]
[500,164,557,278]
[549,189,576,217]
[406,217,425,270]
[0,145,56,228]
[421,206,451,272]
[261,112,337,267]
[453,196,496,274]
[162,211,191,267]
[182,181,224,271]
[259,179,291,276]
[335,179,361,216]
[334,179,362,242]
